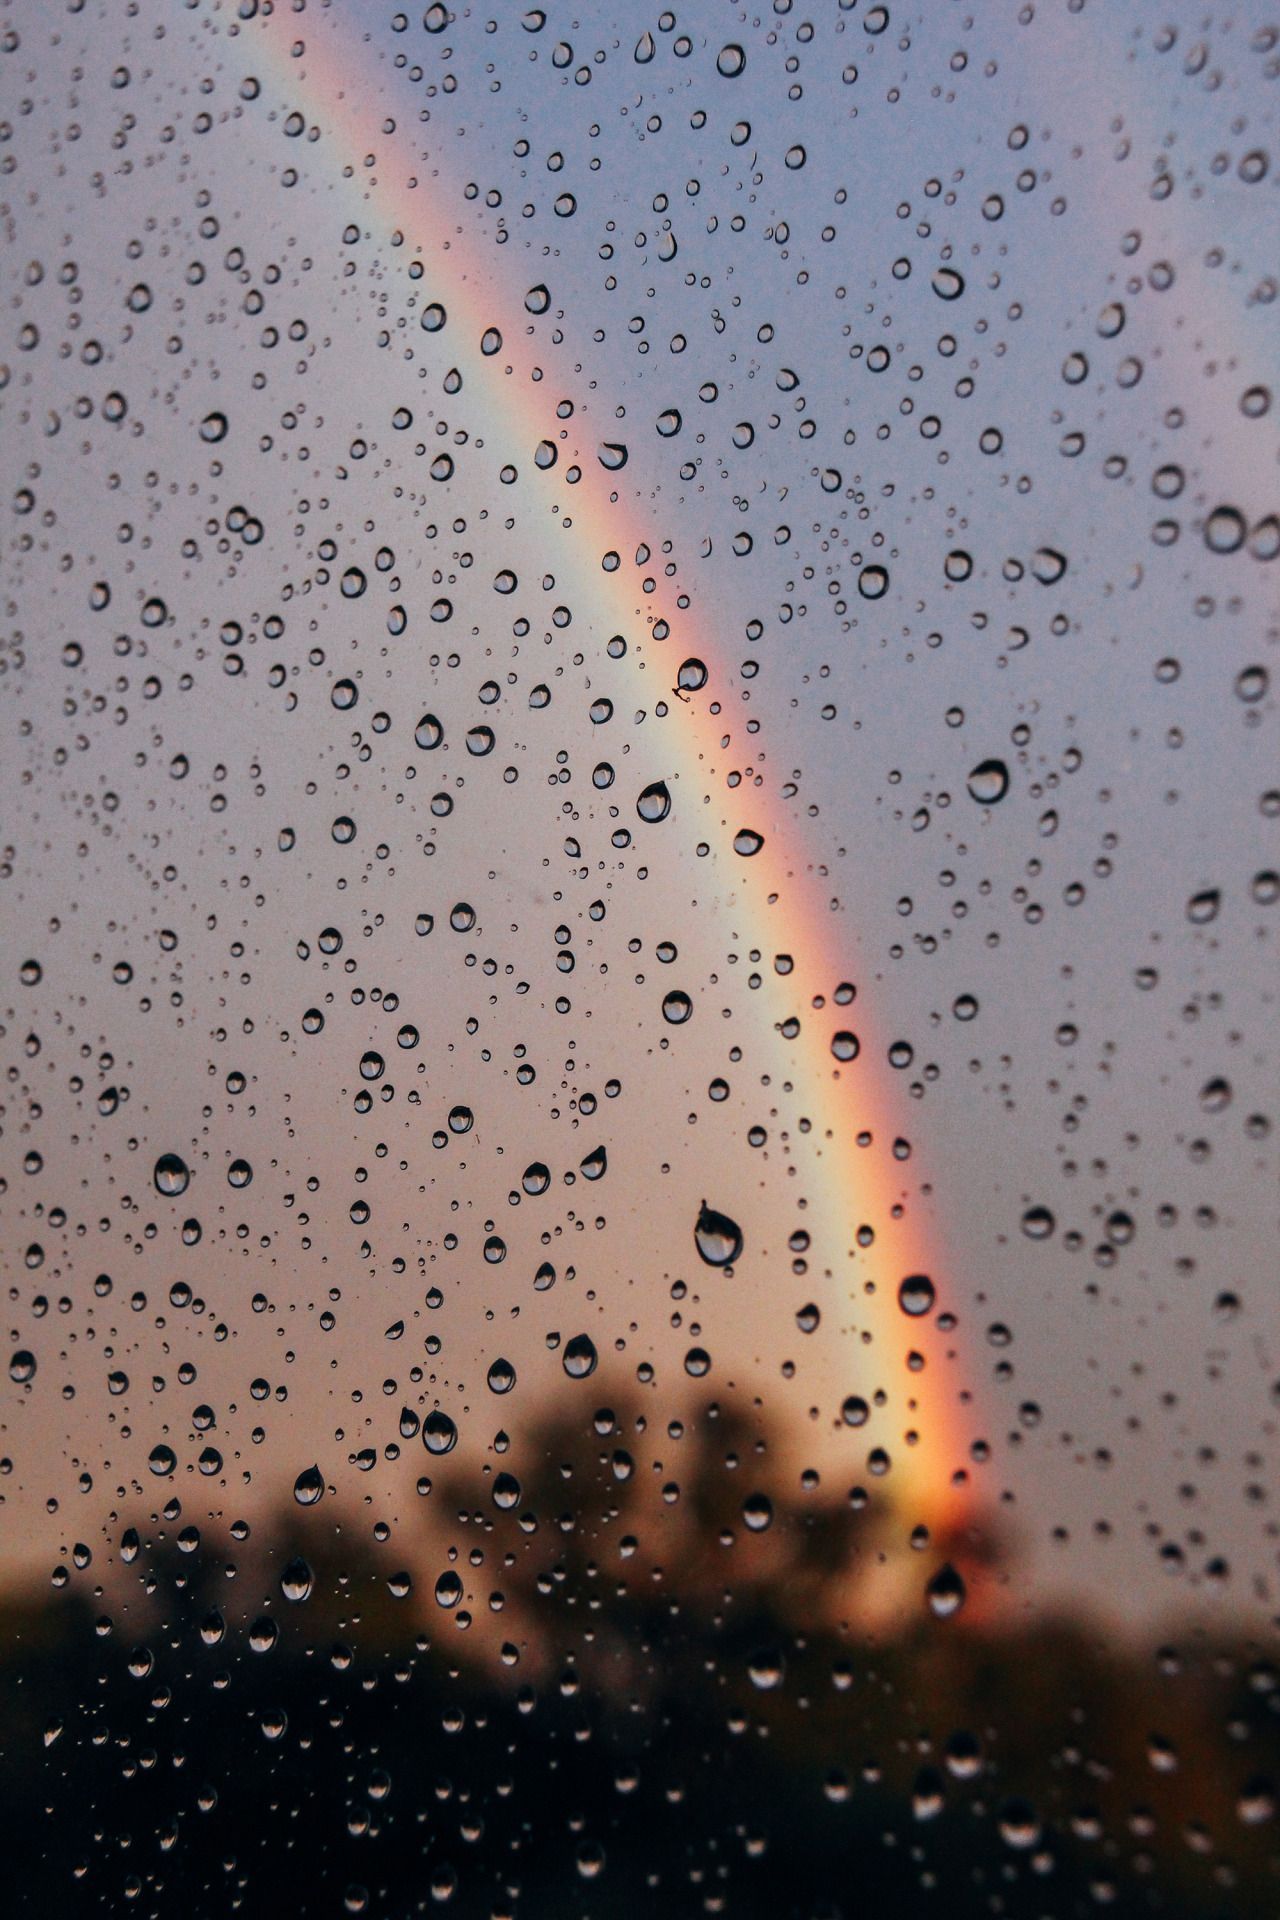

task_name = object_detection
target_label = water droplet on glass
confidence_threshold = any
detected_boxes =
[280,1557,313,1602]
[926,1562,967,1618]
[487,1357,516,1395]
[422,1411,458,1455]
[898,1274,936,1317]
[563,1334,598,1379]
[694,1202,743,1267]
[153,1152,190,1197]
[967,759,1009,804]
[293,1464,324,1505]
[1205,506,1246,554]
[637,780,672,823]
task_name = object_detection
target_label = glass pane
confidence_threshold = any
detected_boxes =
[3,3,1275,1913]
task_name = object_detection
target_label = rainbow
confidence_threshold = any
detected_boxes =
[235,9,975,1541]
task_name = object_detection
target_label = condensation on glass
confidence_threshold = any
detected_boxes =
[1,3,1275,1914]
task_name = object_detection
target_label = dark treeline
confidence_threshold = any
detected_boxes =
[4,1386,1278,1917]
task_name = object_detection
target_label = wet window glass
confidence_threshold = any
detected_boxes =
[2,3,1276,1914]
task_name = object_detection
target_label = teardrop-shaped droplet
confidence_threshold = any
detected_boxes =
[293,1464,324,1506]
[694,1201,743,1267]
[487,1357,516,1395]
[637,780,672,823]
[280,1556,314,1602]
[926,1562,967,1619]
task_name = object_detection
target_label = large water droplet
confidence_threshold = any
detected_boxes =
[637,780,672,823]
[967,759,1009,804]
[563,1333,598,1379]
[423,1410,458,1454]
[154,1152,190,1197]
[898,1274,936,1317]
[281,1556,313,1601]
[435,1570,463,1610]
[293,1464,324,1505]
[1205,505,1246,554]
[926,1562,966,1618]
[694,1201,743,1267]
[487,1357,516,1395]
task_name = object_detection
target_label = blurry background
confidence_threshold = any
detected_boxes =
[0,1,1276,1912]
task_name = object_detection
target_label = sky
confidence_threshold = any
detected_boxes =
[0,0,1276,1629]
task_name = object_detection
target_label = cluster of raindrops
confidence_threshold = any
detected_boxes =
[0,1,1275,1912]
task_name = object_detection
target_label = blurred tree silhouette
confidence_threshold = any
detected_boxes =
[3,1381,1277,1917]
